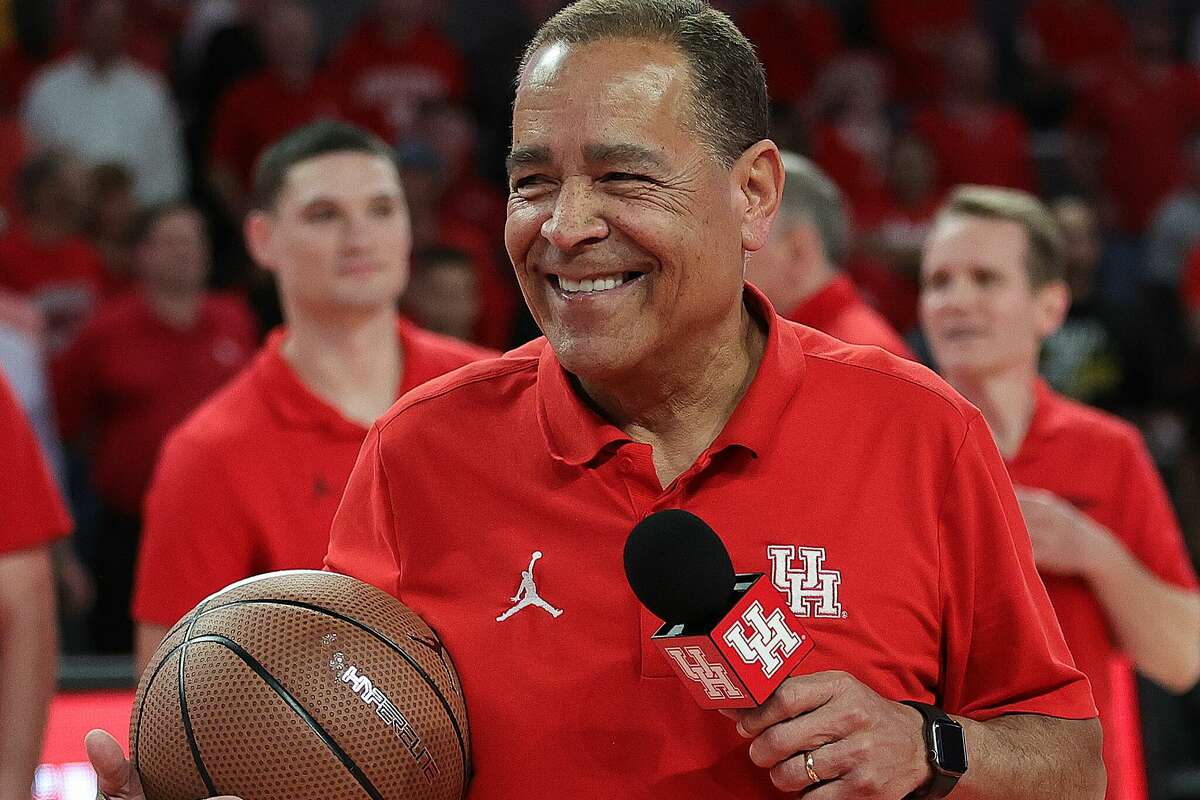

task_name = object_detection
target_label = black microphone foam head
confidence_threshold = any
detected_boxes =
[623,509,737,627]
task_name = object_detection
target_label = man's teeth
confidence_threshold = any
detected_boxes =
[559,275,625,293]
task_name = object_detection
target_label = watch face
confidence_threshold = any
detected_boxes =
[932,720,968,775]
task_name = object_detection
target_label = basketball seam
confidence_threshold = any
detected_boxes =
[177,598,219,796]
[182,596,470,791]
[182,634,382,800]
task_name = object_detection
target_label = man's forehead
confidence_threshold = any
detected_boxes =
[280,152,403,203]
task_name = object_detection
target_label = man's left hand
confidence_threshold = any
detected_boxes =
[727,671,931,796]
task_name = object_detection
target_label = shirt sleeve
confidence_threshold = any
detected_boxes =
[131,426,258,627]
[324,424,403,597]
[1110,428,1198,591]
[939,413,1097,721]
[0,374,70,554]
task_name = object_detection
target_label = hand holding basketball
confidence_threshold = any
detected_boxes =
[86,729,241,800]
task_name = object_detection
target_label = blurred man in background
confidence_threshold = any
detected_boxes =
[131,121,494,672]
[21,0,186,205]
[54,202,257,653]
[920,185,1200,800]
[745,151,913,357]
[0,148,104,355]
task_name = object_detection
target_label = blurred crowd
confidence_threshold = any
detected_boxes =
[2,0,1200,795]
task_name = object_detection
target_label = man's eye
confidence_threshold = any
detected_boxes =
[602,172,650,183]
[512,175,548,191]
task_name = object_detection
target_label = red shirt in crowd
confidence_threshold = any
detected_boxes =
[1007,381,1199,800]
[737,0,842,105]
[327,286,1095,798]
[912,104,1036,192]
[209,71,347,193]
[1073,60,1200,233]
[783,274,914,358]
[1023,0,1130,80]
[53,291,258,515]
[870,0,973,104]
[331,21,466,143]
[132,318,494,628]
[0,223,104,296]
[0,371,70,553]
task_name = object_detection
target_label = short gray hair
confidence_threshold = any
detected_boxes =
[778,151,849,266]
[521,0,768,167]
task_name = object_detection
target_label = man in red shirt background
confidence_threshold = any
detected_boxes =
[745,151,913,358]
[920,185,1200,800]
[130,120,494,673]
[54,202,257,653]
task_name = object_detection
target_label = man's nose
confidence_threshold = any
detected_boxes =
[541,179,608,251]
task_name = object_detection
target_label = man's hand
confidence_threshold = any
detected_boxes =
[85,730,241,800]
[726,671,931,797]
[1014,486,1112,577]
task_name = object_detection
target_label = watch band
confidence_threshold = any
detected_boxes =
[901,700,966,798]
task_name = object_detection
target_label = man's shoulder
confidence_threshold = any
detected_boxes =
[790,321,976,425]
[160,354,272,456]
[1038,388,1144,454]
[402,322,500,373]
[378,338,545,437]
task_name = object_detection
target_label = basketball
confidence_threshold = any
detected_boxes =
[129,570,471,800]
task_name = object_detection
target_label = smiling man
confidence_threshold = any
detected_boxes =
[920,185,1200,800]
[90,3,1103,799]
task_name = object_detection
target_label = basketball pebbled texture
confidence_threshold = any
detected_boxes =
[130,570,471,800]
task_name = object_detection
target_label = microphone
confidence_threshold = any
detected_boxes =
[624,510,814,708]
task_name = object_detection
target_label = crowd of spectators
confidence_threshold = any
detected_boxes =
[2,0,1200,795]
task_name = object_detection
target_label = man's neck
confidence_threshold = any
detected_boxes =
[943,365,1038,460]
[142,285,204,330]
[579,304,767,488]
[280,306,402,427]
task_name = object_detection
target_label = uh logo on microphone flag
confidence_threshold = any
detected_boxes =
[651,572,815,709]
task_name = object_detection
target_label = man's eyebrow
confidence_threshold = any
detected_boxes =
[583,143,667,171]
[506,145,551,176]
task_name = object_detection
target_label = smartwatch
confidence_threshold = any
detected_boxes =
[901,701,967,798]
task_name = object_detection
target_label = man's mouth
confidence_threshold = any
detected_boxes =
[548,272,645,295]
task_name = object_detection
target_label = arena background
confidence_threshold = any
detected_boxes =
[1,0,1199,798]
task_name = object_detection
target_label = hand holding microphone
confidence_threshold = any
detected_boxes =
[625,510,947,797]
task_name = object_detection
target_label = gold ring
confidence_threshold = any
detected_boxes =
[805,750,821,784]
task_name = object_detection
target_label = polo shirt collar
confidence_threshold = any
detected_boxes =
[784,273,858,330]
[1010,378,1067,466]
[255,324,406,439]
[536,283,806,466]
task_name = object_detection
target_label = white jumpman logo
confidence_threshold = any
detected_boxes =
[496,551,563,621]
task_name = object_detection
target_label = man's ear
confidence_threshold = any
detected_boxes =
[1035,279,1071,339]
[244,211,276,274]
[735,140,784,253]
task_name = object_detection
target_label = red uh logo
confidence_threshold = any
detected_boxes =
[663,646,746,700]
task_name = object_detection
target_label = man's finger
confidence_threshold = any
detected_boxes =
[747,703,843,768]
[86,729,139,799]
[733,670,849,738]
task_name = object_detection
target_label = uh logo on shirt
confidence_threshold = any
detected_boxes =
[767,545,845,619]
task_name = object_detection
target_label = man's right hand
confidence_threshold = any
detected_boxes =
[85,730,242,800]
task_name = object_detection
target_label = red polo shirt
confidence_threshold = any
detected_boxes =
[0,372,70,554]
[784,274,914,359]
[131,318,493,628]
[53,292,258,515]
[327,287,1095,798]
[1007,382,1199,800]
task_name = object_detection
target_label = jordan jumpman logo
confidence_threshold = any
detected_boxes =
[496,550,563,622]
